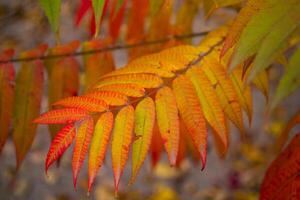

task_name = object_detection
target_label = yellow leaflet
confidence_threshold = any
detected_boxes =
[111,105,134,193]
[102,62,174,78]
[155,86,180,166]
[197,25,229,53]
[128,45,198,72]
[130,97,155,184]
[251,70,269,101]
[230,66,253,124]
[186,67,228,152]
[88,112,114,192]
[96,73,163,89]
[202,58,244,135]
[172,75,207,168]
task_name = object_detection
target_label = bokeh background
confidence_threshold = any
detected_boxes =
[1,1,300,199]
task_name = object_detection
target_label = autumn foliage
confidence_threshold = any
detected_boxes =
[1,0,300,198]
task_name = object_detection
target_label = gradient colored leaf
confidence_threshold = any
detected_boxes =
[0,49,15,153]
[53,96,108,112]
[45,123,76,173]
[187,67,228,154]
[39,0,61,34]
[150,123,163,168]
[34,108,88,124]
[92,0,106,36]
[72,117,94,188]
[249,4,300,81]
[13,45,46,168]
[221,0,264,57]
[109,0,128,42]
[111,105,134,193]
[172,75,207,168]
[202,58,244,134]
[230,0,297,71]
[155,86,180,166]
[88,112,114,192]
[130,97,155,183]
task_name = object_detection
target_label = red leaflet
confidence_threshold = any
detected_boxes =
[75,0,92,26]
[34,108,88,124]
[45,123,76,173]
[75,0,110,36]
[150,123,163,168]
[109,0,128,42]
[260,133,300,200]
[72,117,94,189]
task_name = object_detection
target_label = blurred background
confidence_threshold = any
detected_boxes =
[0,0,300,199]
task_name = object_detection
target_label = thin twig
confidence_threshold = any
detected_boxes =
[0,31,209,64]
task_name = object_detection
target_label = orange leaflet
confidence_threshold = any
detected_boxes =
[45,123,76,173]
[111,105,134,193]
[88,112,114,192]
[0,49,15,153]
[172,75,207,169]
[46,41,80,138]
[34,108,88,124]
[155,86,180,166]
[72,117,94,188]
[187,67,228,155]
[84,90,128,106]
[53,96,108,112]
[82,39,115,90]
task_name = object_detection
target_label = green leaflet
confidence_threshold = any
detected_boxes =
[39,0,61,34]
[229,0,298,71]
[272,47,300,109]
[13,51,45,168]
[92,0,105,37]
[249,3,300,81]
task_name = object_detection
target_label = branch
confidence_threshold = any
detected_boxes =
[0,31,209,64]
